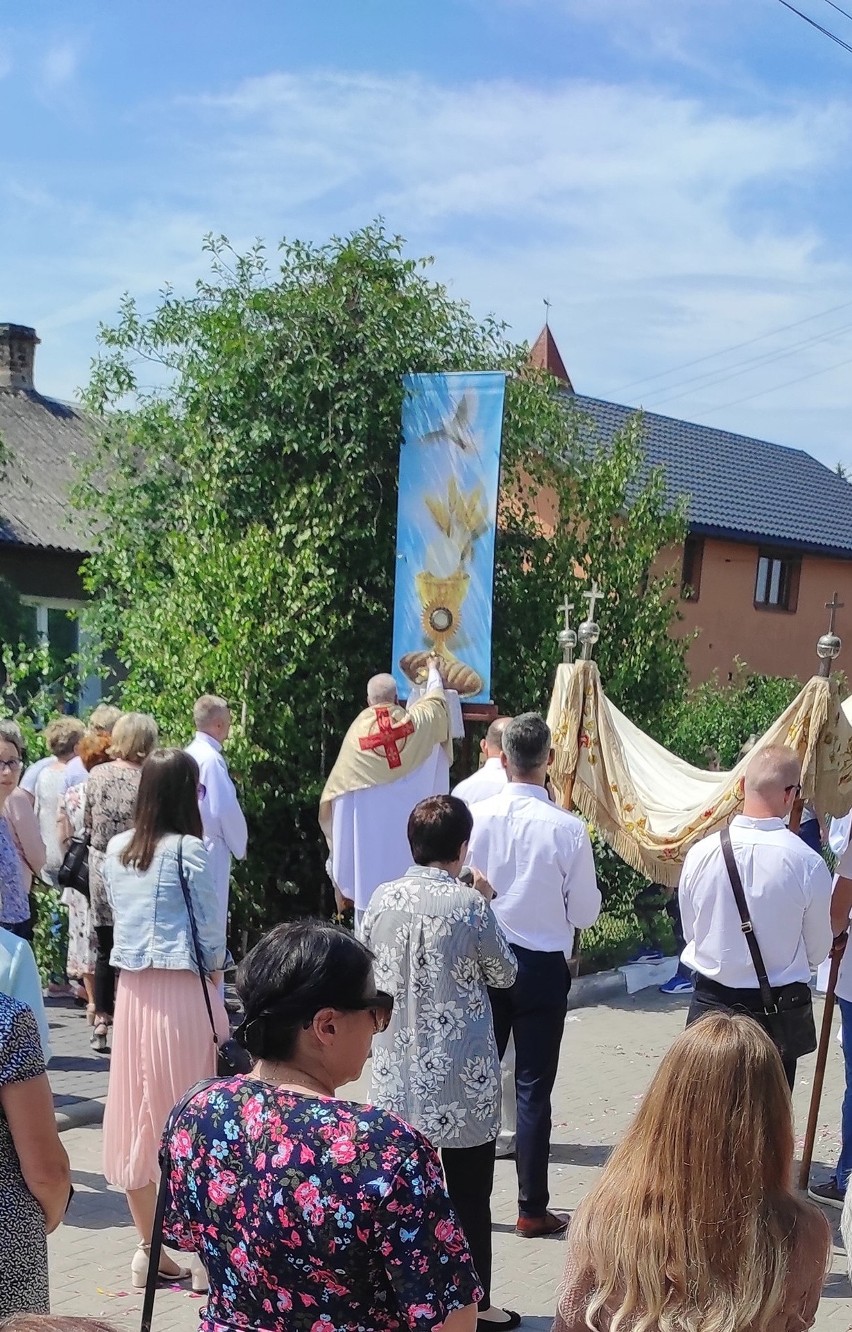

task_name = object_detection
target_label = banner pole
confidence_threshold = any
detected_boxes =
[798,933,847,1190]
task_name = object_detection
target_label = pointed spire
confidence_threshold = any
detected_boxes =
[529,325,574,391]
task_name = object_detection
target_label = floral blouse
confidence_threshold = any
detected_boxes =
[161,1077,483,1332]
[362,865,518,1148]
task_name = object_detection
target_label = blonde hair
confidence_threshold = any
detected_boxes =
[44,716,85,759]
[87,704,121,734]
[567,1013,824,1332]
[744,744,800,801]
[193,694,229,729]
[109,711,158,762]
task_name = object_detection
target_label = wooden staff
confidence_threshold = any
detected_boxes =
[798,931,847,1190]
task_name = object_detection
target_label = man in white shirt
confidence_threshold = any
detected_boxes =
[467,713,601,1238]
[805,841,852,1207]
[452,717,511,806]
[681,744,832,1090]
[185,695,248,950]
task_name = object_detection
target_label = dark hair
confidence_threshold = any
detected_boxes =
[408,794,473,865]
[120,748,203,872]
[235,920,375,1061]
[503,712,551,774]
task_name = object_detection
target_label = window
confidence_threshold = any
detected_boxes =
[20,597,101,711]
[754,550,800,612]
[681,536,704,601]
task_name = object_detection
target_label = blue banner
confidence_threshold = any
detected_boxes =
[391,371,507,705]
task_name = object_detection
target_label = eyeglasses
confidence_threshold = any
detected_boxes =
[784,784,802,796]
[0,759,22,775]
[346,989,395,1034]
[197,783,207,801]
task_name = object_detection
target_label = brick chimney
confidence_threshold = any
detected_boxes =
[0,324,39,391]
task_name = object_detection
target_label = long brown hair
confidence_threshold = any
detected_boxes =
[568,1013,826,1332]
[120,748,202,872]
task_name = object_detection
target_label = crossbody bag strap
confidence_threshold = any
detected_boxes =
[719,826,777,1016]
[176,838,221,1058]
[141,1076,215,1332]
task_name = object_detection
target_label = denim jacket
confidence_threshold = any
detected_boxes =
[104,831,226,975]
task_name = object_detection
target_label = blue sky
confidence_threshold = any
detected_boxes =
[5,0,852,466]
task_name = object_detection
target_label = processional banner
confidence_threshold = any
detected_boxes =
[391,372,506,705]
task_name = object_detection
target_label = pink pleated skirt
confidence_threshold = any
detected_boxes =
[102,968,230,1191]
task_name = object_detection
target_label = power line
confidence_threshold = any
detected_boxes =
[821,0,852,25]
[609,297,852,396]
[697,351,852,415]
[774,0,852,55]
[641,318,852,409]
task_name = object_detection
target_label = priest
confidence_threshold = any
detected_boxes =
[320,655,452,927]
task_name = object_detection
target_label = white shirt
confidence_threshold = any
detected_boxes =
[466,783,601,954]
[184,732,248,906]
[680,814,832,989]
[829,841,852,1003]
[19,756,52,796]
[452,756,507,807]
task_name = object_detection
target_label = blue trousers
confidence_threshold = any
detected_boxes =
[489,945,570,1218]
[836,997,852,1191]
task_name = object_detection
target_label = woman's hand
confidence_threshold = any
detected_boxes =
[470,868,495,902]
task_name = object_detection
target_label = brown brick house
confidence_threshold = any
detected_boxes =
[530,327,852,684]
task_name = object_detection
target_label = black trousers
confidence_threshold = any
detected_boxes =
[94,925,116,1016]
[442,1139,496,1309]
[686,978,797,1090]
[1,917,33,943]
[489,945,570,1218]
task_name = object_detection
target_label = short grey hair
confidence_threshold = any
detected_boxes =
[0,720,23,758]
[503,713,551,774]
[367,673,398,706]
[193,694,230,730]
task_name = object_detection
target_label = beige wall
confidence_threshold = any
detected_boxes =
[679,536,852,684]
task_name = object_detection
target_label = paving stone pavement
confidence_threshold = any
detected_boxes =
[45,985,852,1332]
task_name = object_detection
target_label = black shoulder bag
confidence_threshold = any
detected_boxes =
[176,838,253,1078]
[719,826,817,1060]
[57,831,90,899]
[140,1077,214,1332]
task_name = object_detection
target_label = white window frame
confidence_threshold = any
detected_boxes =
[19,596,101,710]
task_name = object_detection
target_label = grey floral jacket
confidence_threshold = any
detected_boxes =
[362,865,517,1149]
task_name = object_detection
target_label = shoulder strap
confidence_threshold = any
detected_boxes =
[719,826,777,1015]
[176,838,221,1054]
[141,1077,215,1332]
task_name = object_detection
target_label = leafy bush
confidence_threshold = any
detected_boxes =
[660,661,803,768]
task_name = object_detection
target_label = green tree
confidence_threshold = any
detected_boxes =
[663,663,803,769]
[495,397,688,733]
[75,225,689,938]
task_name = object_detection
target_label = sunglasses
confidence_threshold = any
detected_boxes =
[0,759,22,775]
[344,989,395,1034]
[784,784,802,796]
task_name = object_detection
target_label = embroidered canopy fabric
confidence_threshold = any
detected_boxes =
[546,661,852,888]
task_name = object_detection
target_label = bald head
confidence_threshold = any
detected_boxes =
[743,745,801,819]
[367,673,399,707]
[482,716,513,759]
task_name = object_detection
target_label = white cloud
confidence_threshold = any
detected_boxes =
[39,40,80,95]
[14,65,852,468]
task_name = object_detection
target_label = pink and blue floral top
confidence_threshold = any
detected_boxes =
[161,1076,483,1332]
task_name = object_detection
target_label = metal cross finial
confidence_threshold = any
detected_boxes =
[583,580,603,622]
[562,597,574,632]
[826,591,844,635]
[543,297,551,328]
[558,596,577,664]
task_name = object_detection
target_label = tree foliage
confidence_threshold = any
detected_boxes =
[75,225,688,937]
[663,662,804,769]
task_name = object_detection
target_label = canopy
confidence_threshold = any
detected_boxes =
[547,660,852,888]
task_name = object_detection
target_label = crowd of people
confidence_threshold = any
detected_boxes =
[0,667,851,1331]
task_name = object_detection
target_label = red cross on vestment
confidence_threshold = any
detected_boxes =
[358,706,415,770]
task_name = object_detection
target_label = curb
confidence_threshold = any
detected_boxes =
[568,967,625,1010]
[55,1097,106,1133]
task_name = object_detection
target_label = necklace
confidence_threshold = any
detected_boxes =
[252,1060,335,1098]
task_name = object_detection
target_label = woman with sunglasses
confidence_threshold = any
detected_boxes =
[159,920,483,1332]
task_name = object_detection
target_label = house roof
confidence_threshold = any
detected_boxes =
[0,389,93,554]
[529,325,574,389]
[566,393,852,559]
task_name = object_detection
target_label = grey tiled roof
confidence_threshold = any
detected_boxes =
[0,389,93,553]
[569,394,852,557]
